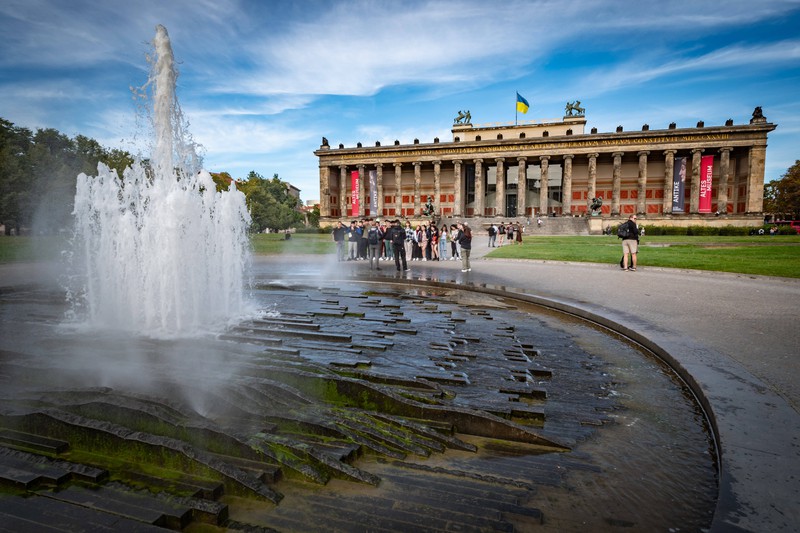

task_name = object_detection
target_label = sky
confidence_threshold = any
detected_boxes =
[1,0,799,204]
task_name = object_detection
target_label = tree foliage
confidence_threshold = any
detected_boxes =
[765,160,800,219]
[237,172,302,233]
[0,118,135,235]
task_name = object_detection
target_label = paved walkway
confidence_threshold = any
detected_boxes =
[3,252,799,532]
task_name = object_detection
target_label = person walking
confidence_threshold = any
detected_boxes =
[458,222,473,272]
[385,219,409,272]
[619,214,640,271]
[498,222,505,246]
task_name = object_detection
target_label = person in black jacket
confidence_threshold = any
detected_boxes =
[384,219,409,272]
[620,215,639,271]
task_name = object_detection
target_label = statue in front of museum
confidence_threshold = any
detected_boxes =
[565,101,585,117]
[590,196,603,215]
[422,196,435,217]
[454,110,472,125]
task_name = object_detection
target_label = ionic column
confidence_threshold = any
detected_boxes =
[319,165,331,217]
[517,157,527,217]
[718,147,732,215]
[495,158,505,217]
[663,150,676,214]
[357,164,366,217]
[611,152,623,216]
[453,160,463,217]
[690,148,704,213]
[474,159,484,217]
[637,151,649,215]
[746,145,767,214]
[587,153,598,212]
[394,163,403,217]
[376,163,384,217]
[413,162,422,216]
[339,165,348,217]
[539,156,550,216]
[562,155,574,215]
[433,160,441,216]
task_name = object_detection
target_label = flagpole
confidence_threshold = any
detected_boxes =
[515,91,518,126]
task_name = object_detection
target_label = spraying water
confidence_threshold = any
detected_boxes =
[69,25,251,337]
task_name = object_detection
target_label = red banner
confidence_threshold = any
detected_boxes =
[350,170,359,216]
[699,155,714,213]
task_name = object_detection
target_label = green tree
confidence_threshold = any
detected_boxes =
[238,172,301,233]
[0,119,34,234]
[765,160,800,219]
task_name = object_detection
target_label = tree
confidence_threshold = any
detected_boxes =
[237,172,302,233]
[765,160,800,219]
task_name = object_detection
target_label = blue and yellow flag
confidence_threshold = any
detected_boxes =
[516,92,530,114]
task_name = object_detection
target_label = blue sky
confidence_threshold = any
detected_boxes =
[1,0,799,203]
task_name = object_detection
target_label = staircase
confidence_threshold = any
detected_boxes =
[437,216,591,236]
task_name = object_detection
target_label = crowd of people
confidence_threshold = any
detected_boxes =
[331,219,473,272]
[486,221,524,247]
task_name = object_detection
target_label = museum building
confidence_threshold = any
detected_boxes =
[315,106,776,231]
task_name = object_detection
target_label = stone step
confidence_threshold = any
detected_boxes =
[0,428,68,454]
[42,483,193,530]
[0,493,166,532]
[0,454,70,489]
[208,453,283,484]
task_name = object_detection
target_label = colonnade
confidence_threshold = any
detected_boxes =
[319,145,759,220]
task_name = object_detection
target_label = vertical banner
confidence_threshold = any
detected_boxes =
[350,170,359,216]
[699,155,714,213]
[672,157,686,213]
[369,170,378,216]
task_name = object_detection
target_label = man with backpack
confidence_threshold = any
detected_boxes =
[366,220,383,270]
[618,215,640,271]
[385,219,409,272]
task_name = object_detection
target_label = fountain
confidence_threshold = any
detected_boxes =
[0,25,717,532]
[69,25,251,337]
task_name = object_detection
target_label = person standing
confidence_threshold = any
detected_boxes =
[450,224,460,260]
[385,219,409,272]
[404,221,415,261]
[498,222,506,246]
[332,221,346,261]
[515,222,523,244]
[488,223,497,247]
[347,221,358,260]
[458,222,472,272]
[366,220,383,270]
[439,224,449,260]
[619,214,640,271]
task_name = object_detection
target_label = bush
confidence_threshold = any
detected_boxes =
[638,225,762,236]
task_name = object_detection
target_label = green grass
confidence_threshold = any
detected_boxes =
[489,235,800,278]
[4,233,799,278]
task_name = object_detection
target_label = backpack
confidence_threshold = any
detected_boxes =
[368,228,380,245]
[617,222,632,239]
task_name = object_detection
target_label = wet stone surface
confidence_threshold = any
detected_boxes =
[0,280,716,531]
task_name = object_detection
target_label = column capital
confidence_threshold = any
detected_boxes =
[473,158,484,164]
[562,154,574,161]
[432,160,441,166]
[375,162,383,169]
[612,151,625,158]
[357,164,365,170]
[637,151,650,157]
[691,148,704,155]
[339,164,347,170]
[495,157,505,163]
[452,159,462,165]
[663,149,677,156]
[516,156,527,163]
[393,162,402,168]
[413,161,422,167]
[718,146,733,154]
[587,152,599,159]
[539,155,550,162]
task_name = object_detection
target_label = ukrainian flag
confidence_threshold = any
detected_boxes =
[516,92,530,114]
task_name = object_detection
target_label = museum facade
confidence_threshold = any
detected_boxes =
[315,107,776,231]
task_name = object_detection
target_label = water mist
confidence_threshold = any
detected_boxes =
[69,25,251,337]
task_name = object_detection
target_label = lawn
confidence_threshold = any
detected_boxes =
[488,235,800,278]
[3,233,799,278]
